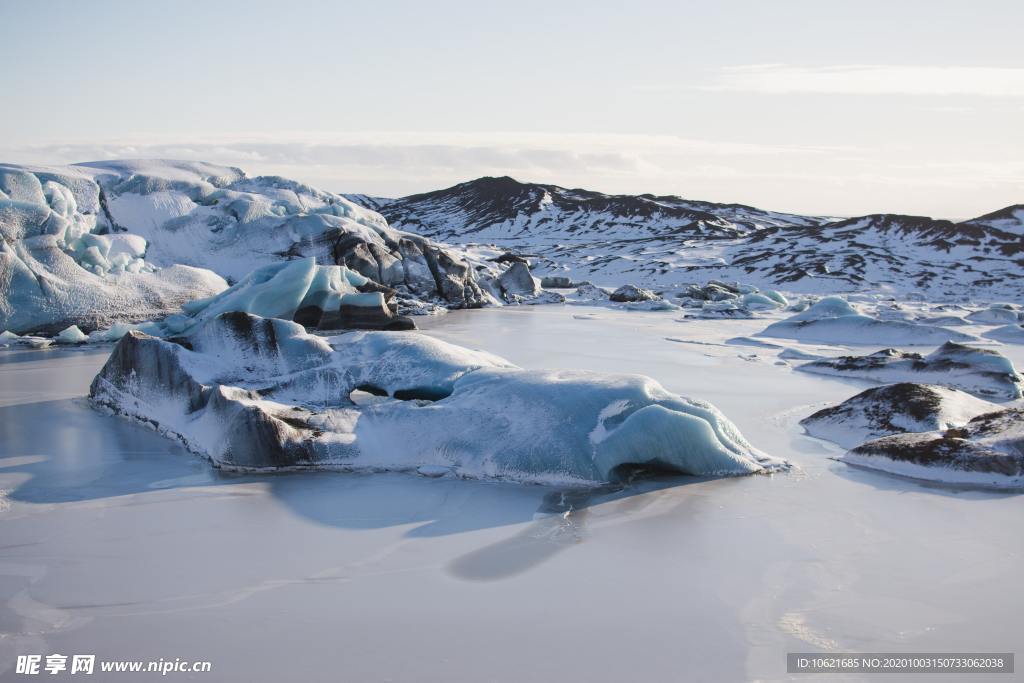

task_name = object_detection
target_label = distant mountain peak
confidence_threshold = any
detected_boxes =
[348,176,1023,298]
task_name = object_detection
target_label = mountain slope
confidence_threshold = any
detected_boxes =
[363,177,1024,299]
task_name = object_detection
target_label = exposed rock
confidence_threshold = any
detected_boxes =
[541,275,573,288]
[576,283,611,300]
[609,285,659,303]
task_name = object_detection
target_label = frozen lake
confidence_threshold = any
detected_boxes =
[1,305,1021,682]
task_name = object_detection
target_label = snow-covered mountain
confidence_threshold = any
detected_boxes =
[357,177,1024,299]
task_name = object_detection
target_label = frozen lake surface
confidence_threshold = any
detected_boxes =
[1,305,1021,682]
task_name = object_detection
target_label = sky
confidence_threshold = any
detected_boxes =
[1,0,1022,218]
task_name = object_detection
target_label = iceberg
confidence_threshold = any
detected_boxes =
[757,296,977,346]
[89,312,784,483]
[675,281,787,318]
[172,258,414,334]
[54,324,88,344]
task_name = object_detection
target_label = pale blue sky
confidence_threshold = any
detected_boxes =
[2,0,1022,217]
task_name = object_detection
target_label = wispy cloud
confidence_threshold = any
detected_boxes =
[700,64,1024,97]
[1,131,1020,217]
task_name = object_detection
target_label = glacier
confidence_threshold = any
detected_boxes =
[2,161,594,337]
[88,311,785,484]
[0,163,227,334]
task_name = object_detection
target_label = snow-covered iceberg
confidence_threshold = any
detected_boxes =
[801,383,1000,448]
[844,408,1024,489]
[0,163,227,334]
[89,312,784,483]
[795,342,1023,400]
[757,296,977,346]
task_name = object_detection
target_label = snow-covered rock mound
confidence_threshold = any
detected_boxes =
[756,296,977,346]
[0,163,227,334]
[89,312,784,483]
[844,408,1024,489]
[801,383,1000,448]
[984,324,1024,345]
[965,304,1022,325]
[795,341,1023,400]
[675,280,787,318]
[357,176,1024,299]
